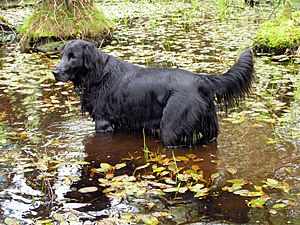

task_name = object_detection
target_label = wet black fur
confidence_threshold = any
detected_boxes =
[53,40,254,147]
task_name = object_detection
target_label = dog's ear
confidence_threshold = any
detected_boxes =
[60,40,75,53]
[83,44,100,71]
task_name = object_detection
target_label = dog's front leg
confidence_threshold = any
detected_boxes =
[95,120,113,133]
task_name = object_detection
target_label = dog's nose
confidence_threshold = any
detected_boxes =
[52,69,59,76]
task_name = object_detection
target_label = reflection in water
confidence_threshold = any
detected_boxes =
[217,120,279,181]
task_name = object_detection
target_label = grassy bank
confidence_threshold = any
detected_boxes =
[253,2,300,54]
[19,0,112,50]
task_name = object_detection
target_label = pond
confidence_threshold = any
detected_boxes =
[0,1,299,224]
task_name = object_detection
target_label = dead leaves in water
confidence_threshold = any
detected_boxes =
[221,177,295,210]
[94,152,211,201]
[72,150,296,216]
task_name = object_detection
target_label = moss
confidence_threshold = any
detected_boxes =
[19,1,112,49]
[253,10,300,54]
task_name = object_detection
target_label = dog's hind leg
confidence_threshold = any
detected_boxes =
[160,93,195,146]
[196,111,219,144]
[160,93,219,146]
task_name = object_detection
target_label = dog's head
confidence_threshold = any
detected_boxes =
[52,40,103,84]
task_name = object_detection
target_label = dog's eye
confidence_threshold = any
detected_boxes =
[69,53,76,60]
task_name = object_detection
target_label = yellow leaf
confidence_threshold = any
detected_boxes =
[115,163,127,170]
[1,111,6,121]
[226,166,237,174]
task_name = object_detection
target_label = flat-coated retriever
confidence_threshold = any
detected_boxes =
[53,40,253,147]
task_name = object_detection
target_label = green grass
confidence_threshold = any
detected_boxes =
[19,1,112,43]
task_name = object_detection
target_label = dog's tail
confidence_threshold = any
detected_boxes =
[204,49,254,106]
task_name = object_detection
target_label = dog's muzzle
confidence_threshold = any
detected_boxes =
[52,68,68,82]
[52,69,60,77]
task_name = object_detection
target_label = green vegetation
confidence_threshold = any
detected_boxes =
[19,0,112,49]
[254,2,300,54]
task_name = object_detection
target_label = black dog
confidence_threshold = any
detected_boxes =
[53,40,253,147]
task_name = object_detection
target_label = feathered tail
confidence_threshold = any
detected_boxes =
[205,49,254,106]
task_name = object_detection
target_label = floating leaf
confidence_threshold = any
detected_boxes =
[17,168,34,173]
[176,156,189,162]
[100,163,113,172]
[106,173,114,179]
[279,182,291,193]
[233,189,250,196]
[68,214,78,221]
[78,186,98,193]
[226,167,237,174]
[19,131,27,141]
[178,187,188,193]
[247,197,269,208]
[284,167,292,174]
[1,111,7,121]
[142,216,159,225]
[4,218,20,225]
[247,191,266,197]
[53,213,66,222]
[142,174,155,179]
[98,178,109,184]
[152,165,166,173]
[265,178,279,187]
[148,189,166,196]
[163,187,179,193]
[272,203,287,209]
[223,183,244,192]
[115,163,127,170]
[135,163,150,171]
[61,91,69,95]
[227,179,248,185]
[194,188,210,198]
[193,158,204,162]
[186,153,197,159]
[177,173,190,182]
[254,185,263,192]
[63,178,72,185]
[263,179,290,193]
[164,179,176,185]
[76,161,90,165]
[167,164,177,171]
[191,165,200,171]
[189,183,205,192]
[159,171,170,177]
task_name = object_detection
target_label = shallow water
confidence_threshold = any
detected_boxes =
[0,1,299,224]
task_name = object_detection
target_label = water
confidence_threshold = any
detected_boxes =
[0,1,299,224]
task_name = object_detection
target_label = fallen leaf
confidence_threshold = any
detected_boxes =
[78,186,98,193]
